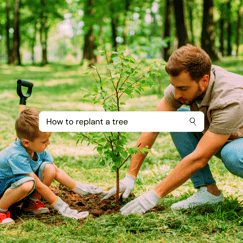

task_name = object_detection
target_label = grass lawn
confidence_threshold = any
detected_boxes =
[0,57,243,242]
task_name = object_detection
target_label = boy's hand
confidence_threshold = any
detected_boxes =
[73,182,108,198]
[52,197,89,219]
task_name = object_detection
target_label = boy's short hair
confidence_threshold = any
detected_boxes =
[15,108,41,141]
[165,44,212,82]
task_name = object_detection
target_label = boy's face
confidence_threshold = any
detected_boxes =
[24,132,52,153]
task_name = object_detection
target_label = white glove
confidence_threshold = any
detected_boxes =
[120,190,160,216]
[73,182,107,198]
[101,174,136,201]
[52,197,89,219]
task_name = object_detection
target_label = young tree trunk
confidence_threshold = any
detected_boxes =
[219,4,225,56]
[186,0,195,45]
[172,0,189,47]
[162,0,172,61]
[236,0,242,56]
[10,0,21,65]
[226,0,232,56]
[5,0,11,64]
[201,0,219,61]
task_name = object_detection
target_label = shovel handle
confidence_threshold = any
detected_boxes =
[17,79,34,105]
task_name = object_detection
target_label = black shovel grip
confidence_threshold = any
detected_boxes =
[17,80,34,105]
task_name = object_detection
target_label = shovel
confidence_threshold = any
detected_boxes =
[15,80,34,141]
[17,79,34,115]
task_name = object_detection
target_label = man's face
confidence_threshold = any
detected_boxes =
[170,72,209,105]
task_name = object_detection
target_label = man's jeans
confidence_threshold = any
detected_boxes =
[170,107,243,188]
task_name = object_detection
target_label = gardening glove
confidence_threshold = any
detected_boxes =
[73,182,107,198]
[52,197,89,219]
[120,190,160,216]
[101,174,136,201]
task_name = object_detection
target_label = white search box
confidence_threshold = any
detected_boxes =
[39,111,204,132]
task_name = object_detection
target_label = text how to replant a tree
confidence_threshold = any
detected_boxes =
[78,46,163,204]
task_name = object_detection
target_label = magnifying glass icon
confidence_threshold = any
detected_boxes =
[189,117,196,126]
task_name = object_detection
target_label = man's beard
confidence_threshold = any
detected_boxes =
[176,87,206,105]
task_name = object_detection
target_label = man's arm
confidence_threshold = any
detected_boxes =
[154,131,230,198]
[128,96,177,178]
[120,131,230,215]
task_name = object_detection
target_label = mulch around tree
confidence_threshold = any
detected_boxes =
[9,185,165,225]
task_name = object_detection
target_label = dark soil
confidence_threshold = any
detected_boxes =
[9,185,165,224]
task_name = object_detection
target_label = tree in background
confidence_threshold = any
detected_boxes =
[226,0,232,56]
[162,0,172,61]
[173,0,189,47]
[236,0,243,56]
[186,0,195,45]
[201,0,219,61]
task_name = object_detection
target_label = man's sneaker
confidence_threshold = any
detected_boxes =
[22,199,50,214]
[171,187,224,210]
[0,211,14,225]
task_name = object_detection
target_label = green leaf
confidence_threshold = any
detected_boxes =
[118,46,126,53]
[124,89,132,95]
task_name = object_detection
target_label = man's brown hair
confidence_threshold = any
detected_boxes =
[165,44,212,81]
[15,108,41,141]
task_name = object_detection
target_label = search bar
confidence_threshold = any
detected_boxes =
[39,111,204,132]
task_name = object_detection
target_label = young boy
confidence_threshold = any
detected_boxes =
[0,108,107,225]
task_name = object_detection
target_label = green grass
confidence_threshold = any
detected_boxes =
[0,57,243,242]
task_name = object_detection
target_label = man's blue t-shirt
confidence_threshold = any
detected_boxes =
[0,139,53,180]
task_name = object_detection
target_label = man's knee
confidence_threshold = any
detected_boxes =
[221,148,243,177]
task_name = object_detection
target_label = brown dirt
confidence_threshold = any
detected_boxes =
[9,185,165,224]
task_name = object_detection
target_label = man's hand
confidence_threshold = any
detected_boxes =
[120,190,160,216]
[52,197,89,219]
[101,174,136,201]
[73,182,107,198]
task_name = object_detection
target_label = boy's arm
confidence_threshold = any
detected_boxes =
[26,172,58,204]
[26,172,89,219]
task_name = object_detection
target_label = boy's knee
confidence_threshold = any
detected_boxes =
[43,163,56,177]
[21,180,35,194]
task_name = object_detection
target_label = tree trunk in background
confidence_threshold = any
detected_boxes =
[5,0,11,64]
[16,1,21,65]
[111,17,118,51]
[201,0,218,61]
[173,0,188,47]
[10,0,21,65]
[226,0,232,56]
[219,4,225,56]
[236,0,242,56]
[186,0,195,45]
[40,0,48,66]
[31,22,37,65]
[83,28,96,64]
[162,0,172,61]
[123,0,132,46]
[82,0,97,64]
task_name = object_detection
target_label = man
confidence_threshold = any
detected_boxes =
[102,44,243,215]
